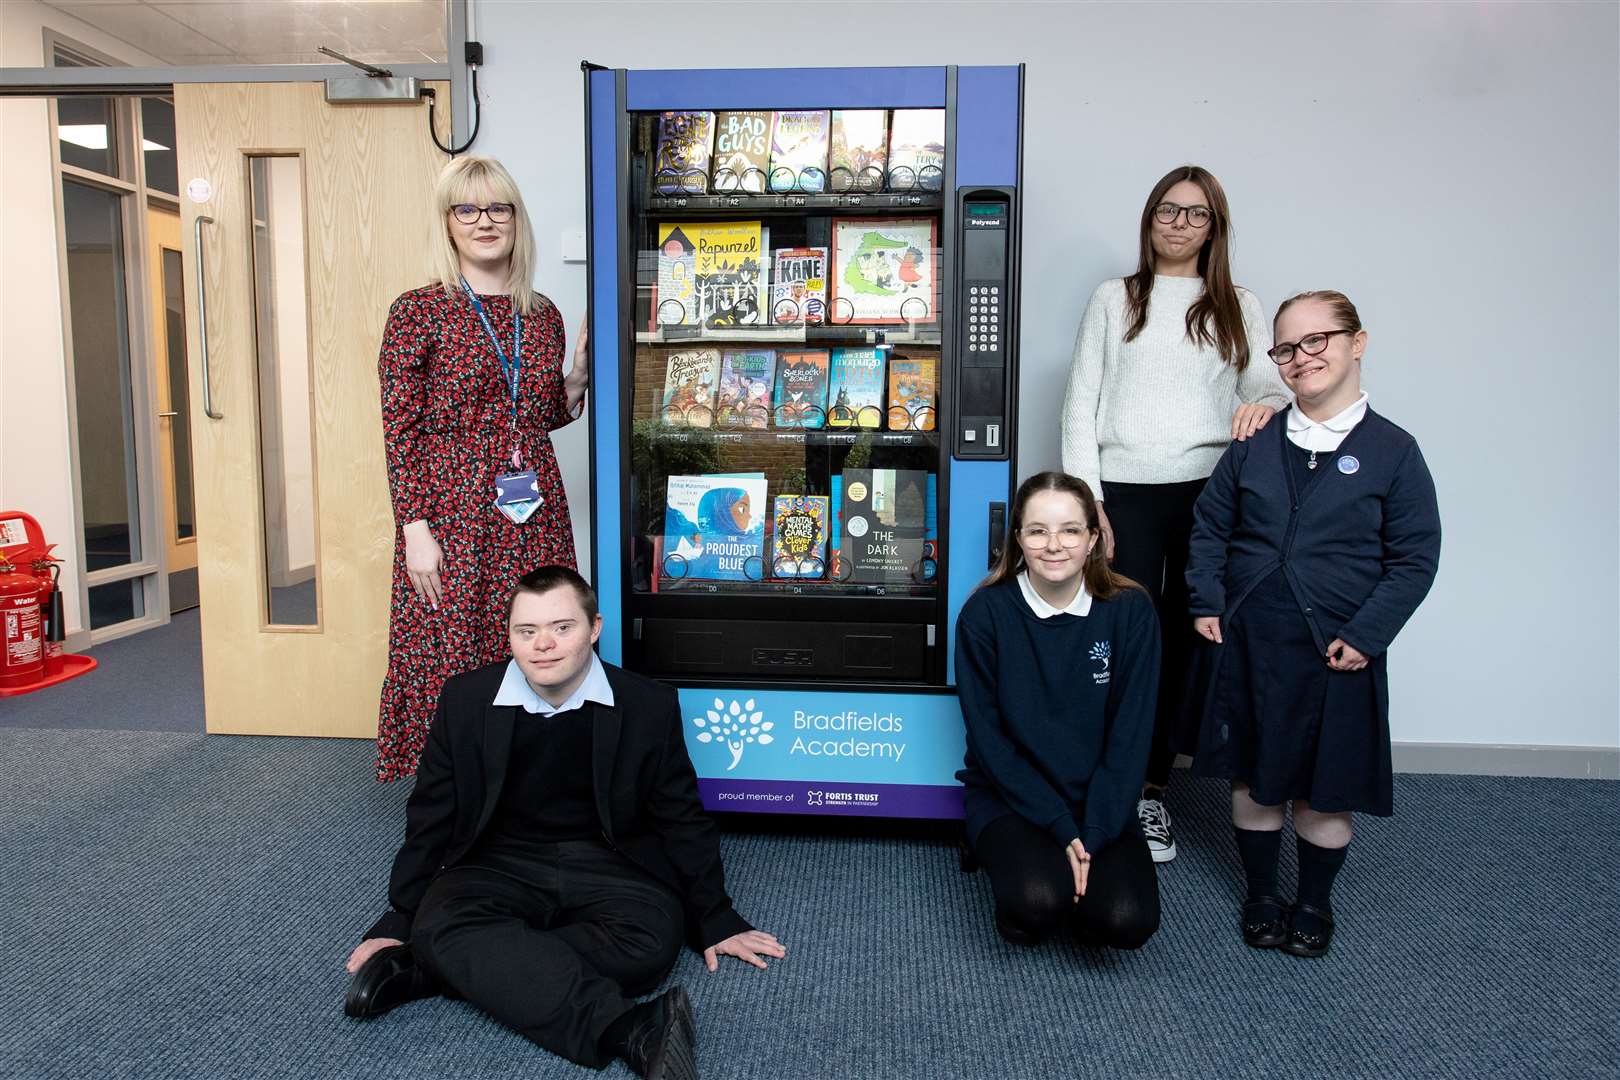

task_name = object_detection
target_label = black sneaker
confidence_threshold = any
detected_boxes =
[622,986,698,1080]
[1137,797,1177,863]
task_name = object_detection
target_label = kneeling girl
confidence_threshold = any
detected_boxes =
[956,471,1162,949]
[1184,290,1441,957]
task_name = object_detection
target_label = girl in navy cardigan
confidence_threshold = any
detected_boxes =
[956,471,1162,950]
[1184,290,1441,957]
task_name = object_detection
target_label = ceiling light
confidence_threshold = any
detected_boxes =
[59,124,108,150]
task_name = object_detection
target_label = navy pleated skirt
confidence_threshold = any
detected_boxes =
[1183,569,1393,816]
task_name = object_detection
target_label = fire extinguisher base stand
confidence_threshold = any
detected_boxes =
[0,652,97,698]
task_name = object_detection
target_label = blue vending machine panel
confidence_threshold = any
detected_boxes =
[584,65,1022,818]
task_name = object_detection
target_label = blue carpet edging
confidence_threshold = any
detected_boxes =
[0,728,1615,1079]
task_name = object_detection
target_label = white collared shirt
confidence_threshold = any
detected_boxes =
[1017,570,1093,619]
[1286,391,1369,453]
[493,652,616,717]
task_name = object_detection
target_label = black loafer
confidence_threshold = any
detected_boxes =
[1240,895,1291,949]
[623,986,698,1080]
[344,944,429,1019]
[1282,902,1335,958]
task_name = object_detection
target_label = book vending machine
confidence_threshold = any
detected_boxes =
[583,64,1023,819]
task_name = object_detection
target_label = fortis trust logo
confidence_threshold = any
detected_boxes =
[691,698,776,771]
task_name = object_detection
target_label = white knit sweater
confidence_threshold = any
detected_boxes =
[1060,275,1291,497]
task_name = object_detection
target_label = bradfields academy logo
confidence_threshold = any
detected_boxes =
[692,698,775,771]
[1090,640,1111,685]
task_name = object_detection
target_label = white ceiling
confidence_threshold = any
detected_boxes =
[42,0,448,66]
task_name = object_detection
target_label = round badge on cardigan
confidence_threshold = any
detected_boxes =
[1338,455,1361,475]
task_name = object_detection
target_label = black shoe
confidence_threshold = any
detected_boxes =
[622,986,698,1080]
[344,944,430,1019]
[1282,902,1335,958]
[1240,896,1291,949]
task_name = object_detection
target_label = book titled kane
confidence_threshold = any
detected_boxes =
[829,217,939,325]
[772,349,830,429]
[886,354,938,431]
[771,494,830,579]
[829,110,890,192]
[886,109,945,191]
[711,110,772,194]
[716,349,777,429]
[662,473,768,582]
[653,111,716,195]
[768,110,831,193]
[839,468,928,584]
[770,247,827,325]
[826,347,887,429]
[660,347,722,426]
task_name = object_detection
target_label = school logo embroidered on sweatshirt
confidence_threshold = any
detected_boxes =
[1090,641,1111,685]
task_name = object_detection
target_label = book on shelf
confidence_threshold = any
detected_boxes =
[886,109,945,191]
[829,217,939,325]
[711,110,772,194]
[829,110,889,193]
[886,354,937,431]
[653,111,715,195]
[770,246,827,325]
[772,349,830,429]
[771,494,829,579]
[716,349,776,429]
[767,110,831,193]
[654,221,769,328]
[662,473,768,582]
[830,472,936,582]
[838,468,929,584]
[826,347,886,429]
[660,347,723,427]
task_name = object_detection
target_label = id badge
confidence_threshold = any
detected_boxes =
[494,470,542,524]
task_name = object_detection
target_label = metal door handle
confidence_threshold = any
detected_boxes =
[194,214,222,419]
[158,411,178,418]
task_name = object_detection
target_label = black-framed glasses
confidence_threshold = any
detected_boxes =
[1017,524,1089,549]
[450,202,515,225]
[1152,201,1212,228]
[1267,328,1354,365]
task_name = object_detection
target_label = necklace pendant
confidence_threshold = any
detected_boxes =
[1307,450,1319,471]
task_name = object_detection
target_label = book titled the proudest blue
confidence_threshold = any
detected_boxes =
[662,473,768,582]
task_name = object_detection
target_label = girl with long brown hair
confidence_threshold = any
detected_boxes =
[955,471,1161,950]
[1059,165,1290,863]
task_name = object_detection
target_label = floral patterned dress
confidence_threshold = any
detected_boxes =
[375,285,578,780]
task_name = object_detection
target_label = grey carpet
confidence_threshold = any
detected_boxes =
[0,611,204,733]
[0,727,1614,1079]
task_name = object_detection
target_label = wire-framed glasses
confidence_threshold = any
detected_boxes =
[450,202,515,225]
[1267,328,1354,365]
[1017,525,1089,549]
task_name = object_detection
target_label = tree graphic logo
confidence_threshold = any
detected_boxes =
[1089,641,1111,684]
[692,697,774,771]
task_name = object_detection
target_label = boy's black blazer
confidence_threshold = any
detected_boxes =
[364,659,751,952]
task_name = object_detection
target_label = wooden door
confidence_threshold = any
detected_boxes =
[175,82,448,737]
[146,206,199,606]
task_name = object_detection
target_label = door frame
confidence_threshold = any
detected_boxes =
[0,7,470,644]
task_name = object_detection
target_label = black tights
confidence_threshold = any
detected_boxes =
[973,814,1160,949]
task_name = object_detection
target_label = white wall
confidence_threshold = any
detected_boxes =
[0,0,163,636]
[475,0,1618,751]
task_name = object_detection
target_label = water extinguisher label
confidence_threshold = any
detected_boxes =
[5,604,41,666]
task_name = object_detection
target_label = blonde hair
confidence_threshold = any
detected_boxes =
[430,156,539,315]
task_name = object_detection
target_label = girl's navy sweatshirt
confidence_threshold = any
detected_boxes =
[954,579,1161,853]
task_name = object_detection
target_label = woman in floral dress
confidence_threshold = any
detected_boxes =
[374,156,587,780]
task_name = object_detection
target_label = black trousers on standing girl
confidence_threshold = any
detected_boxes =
[974,814,1160,949]
[1102,478,1206,790]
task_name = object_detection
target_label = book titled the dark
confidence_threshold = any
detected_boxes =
[839,468,929,584]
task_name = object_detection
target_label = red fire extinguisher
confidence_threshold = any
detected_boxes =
[0,552,45,690]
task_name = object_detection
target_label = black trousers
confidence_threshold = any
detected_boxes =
[410,840,684,1069]
[974,814,1160,949]
[1103,478,1206,789]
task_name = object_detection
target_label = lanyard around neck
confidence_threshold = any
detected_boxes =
[460,278,522,420]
